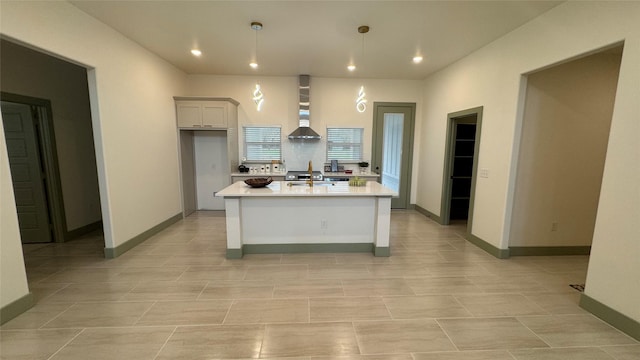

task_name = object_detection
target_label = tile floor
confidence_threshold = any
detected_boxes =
[1,210,638,359]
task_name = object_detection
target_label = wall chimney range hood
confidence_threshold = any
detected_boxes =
[288,75,321,140]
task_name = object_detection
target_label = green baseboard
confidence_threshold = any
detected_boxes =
[226,248,243,259]
[0,292,34,325]
[465,232,510,259]
[228,243,382,258]
[243,243,374,255]
[509,246,591,256]
[375,246,390,257]
[414,205,444,224]
[65,220,103,241]
[580,293,640,341]
[104,212,182,259]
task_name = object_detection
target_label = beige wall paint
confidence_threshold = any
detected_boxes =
[0,1,187,253]
[510,50,621,247]
[186,75,423,203]
[1,39,102,232]
[418,1,639,321]
[0,122,30,308]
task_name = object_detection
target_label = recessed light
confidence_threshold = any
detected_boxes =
[191,49,202,57]
[249,62,258,69]
[412,55,423,64]
[347,64,356,71]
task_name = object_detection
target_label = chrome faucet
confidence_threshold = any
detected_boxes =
[306,160,314,187]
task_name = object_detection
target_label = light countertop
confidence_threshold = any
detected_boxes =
[230,172,379,177]
[216,181,397,197]
[323,172,379,178]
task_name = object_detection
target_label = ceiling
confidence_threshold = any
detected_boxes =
[70,1,563,80]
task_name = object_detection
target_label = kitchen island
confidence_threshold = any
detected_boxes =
[215,181,397,258]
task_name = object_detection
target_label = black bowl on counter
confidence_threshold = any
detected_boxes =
[244,177,273,188]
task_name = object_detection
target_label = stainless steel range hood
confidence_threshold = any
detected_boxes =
[288,75,321,140]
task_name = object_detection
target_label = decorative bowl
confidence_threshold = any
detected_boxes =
[244,177,273,188]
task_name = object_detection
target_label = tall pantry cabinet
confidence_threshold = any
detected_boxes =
[175,97,239,216]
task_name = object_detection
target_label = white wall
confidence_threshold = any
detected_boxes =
[194,131,228,210]
[1,39,102,232]
[0,1,187,253]
[418,1,640,321]
[510,50,621,247]
[186,75,423,202]
[0,121,30,309]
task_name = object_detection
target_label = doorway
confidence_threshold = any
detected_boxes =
[1,95,66,243]
[1,39,103,246]
[441,107,483,227]
[372,102,416,209]
[508,46,622,253]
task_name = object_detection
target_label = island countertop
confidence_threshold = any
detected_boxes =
[216,181,397,197]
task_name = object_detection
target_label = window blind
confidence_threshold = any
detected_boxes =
[244,126,281,161]
[326,127,363,161]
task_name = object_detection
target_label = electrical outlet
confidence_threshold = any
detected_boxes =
[320,219,328,229]
[551,222,558,231]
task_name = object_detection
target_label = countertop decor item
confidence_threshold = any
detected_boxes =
[349,177,367,187]
[244,177,273,188]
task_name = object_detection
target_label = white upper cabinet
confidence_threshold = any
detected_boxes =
[175,98,239,129]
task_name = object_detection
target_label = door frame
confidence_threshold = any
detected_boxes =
[1,92,67,243]
[440,106,483,228]
[371,102,416,209]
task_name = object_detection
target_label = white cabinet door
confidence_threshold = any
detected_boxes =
[176,102,202,128]
[177,101,228,128]
[202,102,227,128]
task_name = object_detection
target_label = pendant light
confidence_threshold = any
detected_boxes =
[356,25,369,113]
[250,21,264,111]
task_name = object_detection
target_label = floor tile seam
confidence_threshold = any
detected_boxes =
[598,343,640,351]
[151,325,178,360]
[433,318,461,352]
[451,291,554,316]
[378,294,396,320]
[220,298,237,325]
[350,320,365,356]
[43,327,85,360]
[576,314,640,342]
[38,300,80,329]
[33,268,69,284]
[194,280,211,300]
[114,281,145,302]
[42,297,158,305]
[514,291,554,315]
[33,283,73,304]
[504,349,520,359]
[507,345,623,360]
[28,324,179,332]
[131,300,159,326]
[446,294,475,318]
[512,315,554,349]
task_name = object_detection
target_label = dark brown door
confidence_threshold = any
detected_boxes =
[2,101,52,243]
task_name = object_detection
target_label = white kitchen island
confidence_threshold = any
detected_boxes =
[215,181,397,258]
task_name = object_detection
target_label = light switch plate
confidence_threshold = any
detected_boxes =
[479,168,489,178]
